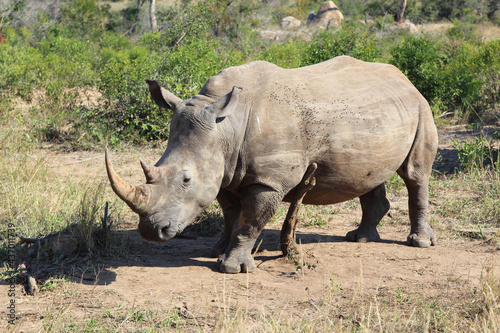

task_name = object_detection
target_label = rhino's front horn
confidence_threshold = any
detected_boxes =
[105,147,151,214]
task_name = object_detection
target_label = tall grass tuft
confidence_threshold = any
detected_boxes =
[69,183,108,253]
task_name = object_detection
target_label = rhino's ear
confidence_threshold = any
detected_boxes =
[146,79,182,111]
[208,86,242,120]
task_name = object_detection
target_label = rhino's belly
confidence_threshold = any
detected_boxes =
[299,177,389,205]
[282,140,410,205]
[284,171,392,205]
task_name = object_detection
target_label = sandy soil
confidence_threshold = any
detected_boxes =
[1,127,499,331]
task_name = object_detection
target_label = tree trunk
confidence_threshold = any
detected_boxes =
[396,0,407,24]
[150,0,157,32]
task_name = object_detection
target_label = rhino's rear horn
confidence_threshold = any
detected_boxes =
[140,160,162,183]
[105,147,151,214]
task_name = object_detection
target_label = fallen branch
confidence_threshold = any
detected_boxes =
[172,302,214,328]
[18,263,39,295]
[280,163,317,258]
[17,231,77,295]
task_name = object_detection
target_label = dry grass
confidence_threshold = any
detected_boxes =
[2,261,498,332]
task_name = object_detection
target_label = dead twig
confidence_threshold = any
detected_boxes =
[172,302,214,327]
[102,201,109,230]
[280,163,317,258]
[17,231,76,295]
[18,263,39,295]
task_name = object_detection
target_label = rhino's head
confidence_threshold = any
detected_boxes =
[106,80,242,242]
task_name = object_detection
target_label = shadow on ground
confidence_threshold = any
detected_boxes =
[65,221,409,286]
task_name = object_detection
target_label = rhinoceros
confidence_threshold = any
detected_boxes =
[105,56,438,274]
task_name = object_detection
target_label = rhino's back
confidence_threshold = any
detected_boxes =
[203,57,430,204]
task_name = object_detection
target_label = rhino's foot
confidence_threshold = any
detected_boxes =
[346,227,381,243]
[217,251,255,274]
[210,235,231,258]
[407,228,437,248]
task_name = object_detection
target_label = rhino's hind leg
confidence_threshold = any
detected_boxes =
[346,183,390,243]
[397,108,438,248]
[401,179,436,247]
[217,185,281,274]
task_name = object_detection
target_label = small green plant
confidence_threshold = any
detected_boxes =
[453,137,500,171]
[301,206,327,227]
[385,173,406,196]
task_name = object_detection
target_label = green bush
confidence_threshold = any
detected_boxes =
[155,39,245,99]
[389,35,444,107]
[302,23,381,66]
[389,29,500,121]
[1,0,499,149]
[75,37,245,145]
[363,0,420,22]
[256,40,307,69]
[58,0,110,40]
[454,137,500,171]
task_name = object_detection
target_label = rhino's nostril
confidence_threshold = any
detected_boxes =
[160,223,172,240]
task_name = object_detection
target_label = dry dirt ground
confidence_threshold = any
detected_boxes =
[1,127,499,331]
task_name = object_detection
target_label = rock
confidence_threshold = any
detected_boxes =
[394,20,418,34]
[259,30,280,41]
[308,1,344,28]
[281,16,301,30]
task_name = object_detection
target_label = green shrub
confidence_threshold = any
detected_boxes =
[155,39,245,99]
[302,22,381,66]
[388,30,500,121]
[58,0,110,40]
[337,0,366,20]
[420,0,488,22]
[157,0,220,48]
[74,38,245,144]
[389,35,444,108]
[256,40,307,69]
[454,137,500,171]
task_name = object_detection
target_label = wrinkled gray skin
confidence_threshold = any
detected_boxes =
[106,56,438,274]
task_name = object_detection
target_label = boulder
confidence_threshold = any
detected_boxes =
[394,20,418,34]
[308,1,344,28]
[281,16,301,30]
[259,30,281,41]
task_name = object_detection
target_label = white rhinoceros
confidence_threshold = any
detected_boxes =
[106,56,438,273]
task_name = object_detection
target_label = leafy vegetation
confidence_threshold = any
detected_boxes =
[454,135,500,171]
[1,0,499,145]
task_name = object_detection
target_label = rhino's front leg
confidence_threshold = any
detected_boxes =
[210,189,241,258]
[217,185,281,274]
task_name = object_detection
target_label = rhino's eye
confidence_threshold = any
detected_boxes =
[183,173,192,184]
